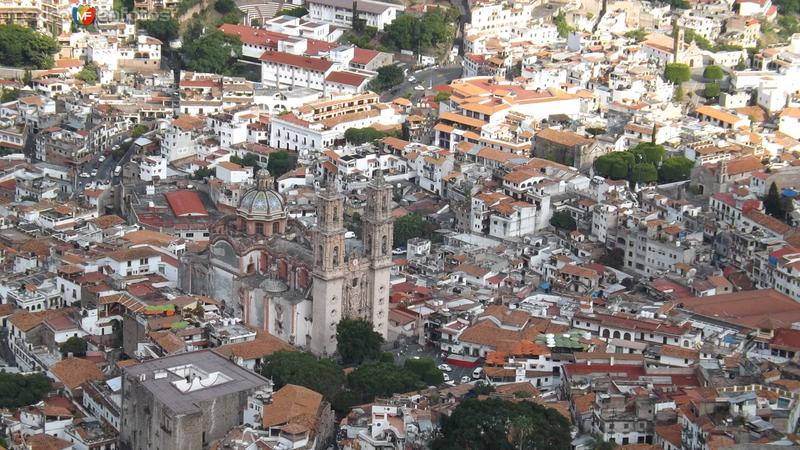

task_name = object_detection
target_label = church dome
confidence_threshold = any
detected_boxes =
[237,170,286,220]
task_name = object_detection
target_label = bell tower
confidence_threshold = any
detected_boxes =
[363,170,393,338]
[311,177,346,356]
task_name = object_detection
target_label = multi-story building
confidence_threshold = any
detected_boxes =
[120,350,271,450]
[619,218,701,277]
[306,0,402,31]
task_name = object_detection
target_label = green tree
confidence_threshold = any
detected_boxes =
[765,182,785,219]
[344,127,386,145]
[554,12,574,38]
[393,213,432,247]
[0,372,51,408]
[631,142,666,165]
[674,84,684,101]
[267,150,292,177]
[586,127,606,136]
[434,91,451,102]
[336,318,384,365]
[624,28,648,42]
[138,17,179,43]
[550,210,577,231]
[631,162,658,184]
[0,88,19,102]
[403,357,444,385]
[230,153,259,167]
[367,64,404,92]
[22,69,32,87]
[193,167,216,179]
[0,24,59,69]
[347,363,423,403]
[735,57,748,71]
[704,82,721,99]
[594,151,635,179]
[182,31,242,75]
[703,65,724,80]
[277,6,308,17]
[261,351,344,402]
[59,336,88,356]
[75,64,98,84]
[131,124,148,138]
[664,63,691,84]
[381,14,417,50]
[658,156,694,183]
[431,398,571,450]
[214,0,237,13]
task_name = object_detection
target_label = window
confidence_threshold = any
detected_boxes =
[256,223,264,235]
[352,278,358,287]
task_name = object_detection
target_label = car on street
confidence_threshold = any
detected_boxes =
[79,172,90,178]
[91,169,98,176]
[98,156,105,163]
[407,76,416,83]
[442,373,450,382]
[437,364,452,372]
[344,231,356,239]
[472,367,484,379]
[392,247,406,255]
[103,149,112,156]
[414,85,425,91]
[460,376,471,384]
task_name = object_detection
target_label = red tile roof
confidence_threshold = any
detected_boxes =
[351,47,380,65]
[681,289,800,330]
[325,71,368,86]
[164,191,208,217]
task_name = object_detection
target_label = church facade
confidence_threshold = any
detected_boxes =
[180,170,393,355]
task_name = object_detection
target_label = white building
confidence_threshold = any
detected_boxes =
[306,0,402,31]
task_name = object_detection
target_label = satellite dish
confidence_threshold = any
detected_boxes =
[686,268,697,278]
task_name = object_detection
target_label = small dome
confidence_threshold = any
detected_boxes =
[260,278,288,294]
[237,171,286,219]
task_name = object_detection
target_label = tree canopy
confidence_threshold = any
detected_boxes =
[267,150,292,178]
[367,64,404,92]
[0,24,59,69]
[0,372,51,408]
[703,65,724,80]
[658,156,694,183]
[704,82,721,99]
[554,12,575,38]
[624,28,648,42]
[59,336,88,356]
[214,0,237,13]
[404,357,444,385]
[593,143,672,185]
[278,6,308,17]
[336,318,384,365]
[430,398,572,450]
[664,63,691,84]
[346,363,423,404]
[765,182,785,219]
[138,17,179,43]
[182,31,242,75]
[131,124,148,138]
[344,127,389,145]
[394,213,436,247]
[381,9,458,52]
[75,64,99,84]
[261,351,345,402]
[550,210,577,231]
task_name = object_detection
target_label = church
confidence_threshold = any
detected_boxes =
[180,169,394,356]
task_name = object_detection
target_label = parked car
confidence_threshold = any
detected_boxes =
[437,364,452,372]
[79,172,90,178]
[98,156,105,163]
[460,376,471,384]
[344,231,356,239]
[442,373,450,382]
[407,76,416,83]
[472,367,484,379]
[90,169,98,176]
[392,247,406,255]
[414,85,425,91]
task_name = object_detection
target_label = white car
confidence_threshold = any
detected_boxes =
[442,373,450,382]
[392,248,406,255]
[79,172,90,178]
[437,364,452,372]
[472,367,484,379]
[414,85,425,91]
[91,169,98,176]
[98,156,105,162]
[407,76,416,83]
[344,231,356,239]
[460,376,471,384]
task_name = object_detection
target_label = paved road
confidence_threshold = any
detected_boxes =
[75,135,137,194]
[388,340,479,387]
[380,65,463,103]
